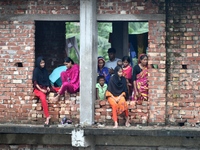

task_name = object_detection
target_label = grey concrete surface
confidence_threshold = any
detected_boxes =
[79,0,97,126]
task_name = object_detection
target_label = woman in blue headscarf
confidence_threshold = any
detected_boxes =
[97,56,110,84]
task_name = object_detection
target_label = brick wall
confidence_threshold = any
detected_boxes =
[97,0,165,14]
[0,0,80,15]
[0,20,35,122]
[0,0,200,124]
[0,0,167,125]
[2,0,198,126]
[148,20,166,125]
[166,0,200,125]
[30,93,80,124]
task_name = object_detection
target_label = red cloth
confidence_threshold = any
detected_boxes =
[52,86,60,92]
[123,65,133,100]
[33,89,50,118]
[123,65,132,80]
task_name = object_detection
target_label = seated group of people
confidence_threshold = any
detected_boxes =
[96,48,148,128]
[32,56,79,127]
[32,47,148,128]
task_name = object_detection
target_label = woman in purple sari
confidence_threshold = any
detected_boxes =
[98,56,110,84]
[132,54,148,104]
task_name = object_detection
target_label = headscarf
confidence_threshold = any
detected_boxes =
[138,53,147,64]
[107,66,128,99]
[98,56,105,68]
[32,56,50,87]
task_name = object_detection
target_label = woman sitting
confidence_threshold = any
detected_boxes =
[54,57,80,100]
[106,66,130,128]
[32,56,51,127]
[132,54,148,104]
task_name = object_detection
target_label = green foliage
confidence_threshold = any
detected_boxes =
[65,22,148,63]
[65,22,112,62]
[65,22,80,63]
[97,23,112,61]
[129,22,148,34]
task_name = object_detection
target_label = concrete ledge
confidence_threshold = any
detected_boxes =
[1,124,200,147]
[84,126,200,137]
[0,124,200,137]
[0,124,73,135]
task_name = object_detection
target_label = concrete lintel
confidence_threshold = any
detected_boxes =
[0,14,165,22]
[97,14,165,21]
[0,14,79,21]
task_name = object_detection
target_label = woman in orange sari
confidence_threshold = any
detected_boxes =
[132,54,148,104]
[106,66,130,128]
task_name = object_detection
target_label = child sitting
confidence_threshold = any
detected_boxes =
[96,75,107,100]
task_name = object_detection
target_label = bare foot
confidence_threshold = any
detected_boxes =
[53,94,60,101]
[125,116,130,127]
[113,122,118,128]
[45,116,51,124]
[44,116,51,127]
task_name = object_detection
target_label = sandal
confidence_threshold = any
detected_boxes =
[44,122,50,127]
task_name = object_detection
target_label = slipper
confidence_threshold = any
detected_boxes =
[44,122,50,127]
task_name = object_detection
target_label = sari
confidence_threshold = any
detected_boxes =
[123,65,133,100]
[133,67,148,102]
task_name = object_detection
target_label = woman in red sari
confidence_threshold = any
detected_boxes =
[132,54,148,104]
[54,57,80,101]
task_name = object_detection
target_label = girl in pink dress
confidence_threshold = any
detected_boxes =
[122,56,133,100]
[54,57,80,100]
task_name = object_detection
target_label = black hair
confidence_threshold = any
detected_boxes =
[65,57,74,64]
[97,75,105,82]
[114,65,123,75]
[107,48,116,53]
[140,54,148,61]
[122,56,131,64]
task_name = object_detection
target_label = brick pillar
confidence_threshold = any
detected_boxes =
[148,20,166,125]
[166,1,200,126]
